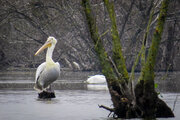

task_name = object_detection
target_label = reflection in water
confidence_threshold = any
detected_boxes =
[36,98,60,104]
[87,84,108,91]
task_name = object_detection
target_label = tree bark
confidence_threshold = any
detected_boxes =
[82,0,174,118]
[82,0,131,118]
[82,0,116,82]
[103,0,129,83]
[135,0,174,118]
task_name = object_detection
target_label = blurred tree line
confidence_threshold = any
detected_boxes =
[0,0,179,71]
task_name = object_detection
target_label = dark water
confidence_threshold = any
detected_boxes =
[0,89,179,120]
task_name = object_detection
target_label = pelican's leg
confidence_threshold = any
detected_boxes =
[44,85,51,92]
[38,85,55,99]
[45,85,54,93]
[34,82,43,93]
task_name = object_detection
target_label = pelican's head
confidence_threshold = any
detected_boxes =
[47,36,57,45]
[35,36,57,56]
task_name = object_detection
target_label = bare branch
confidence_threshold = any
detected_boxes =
[173,95,179,111]
[119,0,135,39]
[14,26,43,44]
[98,104,114,112]
[108,56,122,79]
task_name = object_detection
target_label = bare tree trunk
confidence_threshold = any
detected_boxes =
[103,0,129,83]
[135,0,174,118]
[81,0,116,82]
[82,0,131,117]
[82,0,174,118]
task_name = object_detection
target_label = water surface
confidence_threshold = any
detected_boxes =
[0,90,111,120]
[0,90,179,120]
[0,71,180,119]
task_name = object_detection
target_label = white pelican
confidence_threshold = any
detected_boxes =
[34,36,60,92]
[72,61,80,70]
[86,75,106,84]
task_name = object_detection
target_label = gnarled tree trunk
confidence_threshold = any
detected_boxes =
[82,0,174,118]
[135,0,174,118]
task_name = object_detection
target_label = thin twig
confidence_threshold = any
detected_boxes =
[173,95,178,111]
[160,64,171,81]
[108,56,122,79]
[95,29,109,48]
[119,0,135,39]
[14,27,43,44]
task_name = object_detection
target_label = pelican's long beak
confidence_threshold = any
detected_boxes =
[34,41,52,56]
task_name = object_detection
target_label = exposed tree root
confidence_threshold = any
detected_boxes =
[156,98,175,117]
[135,80,174,118]
[99,82,174,119]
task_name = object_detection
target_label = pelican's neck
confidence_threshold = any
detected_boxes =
[46,45,55,63]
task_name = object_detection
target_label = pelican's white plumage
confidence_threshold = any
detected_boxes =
[86,75,106,84]
[35,62,46,82]
[34,36,60,92]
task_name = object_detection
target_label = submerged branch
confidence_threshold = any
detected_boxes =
[99,105,115,112]
[173,95,179,111]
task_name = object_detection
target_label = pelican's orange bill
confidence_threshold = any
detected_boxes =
[35,41,52,56]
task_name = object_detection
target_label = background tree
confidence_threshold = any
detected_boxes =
[0,0,179,72]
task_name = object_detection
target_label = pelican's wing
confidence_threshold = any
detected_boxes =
[35,62,46,83]
[55,62,60,75]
